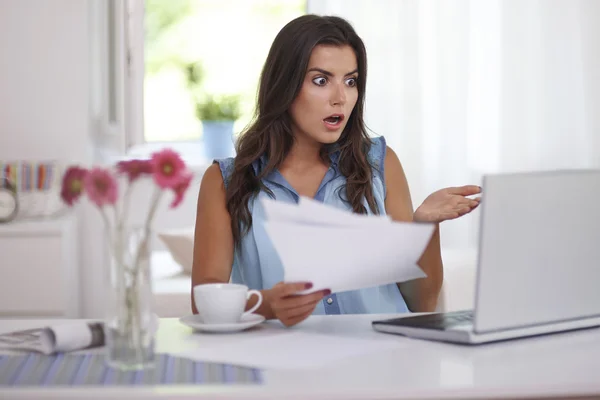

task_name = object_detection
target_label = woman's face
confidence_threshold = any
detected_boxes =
[289,44,359,146]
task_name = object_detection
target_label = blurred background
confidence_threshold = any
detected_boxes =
[140,0,600,249]
[0,0,598,319]
[142,0,306,142]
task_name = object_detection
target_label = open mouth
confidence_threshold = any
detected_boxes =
[323,114,345,126]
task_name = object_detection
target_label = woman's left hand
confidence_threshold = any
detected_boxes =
[414,185,482,223]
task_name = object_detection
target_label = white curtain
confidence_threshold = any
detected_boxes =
[308,0,600,250]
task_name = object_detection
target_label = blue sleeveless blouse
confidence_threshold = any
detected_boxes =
[214,136,409,315]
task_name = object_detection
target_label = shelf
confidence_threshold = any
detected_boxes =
[0,213,75,236]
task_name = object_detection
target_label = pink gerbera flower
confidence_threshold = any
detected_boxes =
[151,149,186,189]
[116,159,153,182]
[60,166,88,206]
[84,168,118,207]
[169,171,193,209]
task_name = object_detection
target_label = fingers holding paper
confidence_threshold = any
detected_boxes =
[269,282,331,327]
[413,185,482,223]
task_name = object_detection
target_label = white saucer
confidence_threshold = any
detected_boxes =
[179,313,266,333]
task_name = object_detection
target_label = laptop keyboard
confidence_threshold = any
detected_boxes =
[376,310,474,331]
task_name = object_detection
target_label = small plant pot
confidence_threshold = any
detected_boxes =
[202,121,236,159]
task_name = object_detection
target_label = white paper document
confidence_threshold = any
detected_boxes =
[180,331,399,370]
[262,196,391,227]
[261,197,435,294]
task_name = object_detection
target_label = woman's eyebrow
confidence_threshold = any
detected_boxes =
[307,67,359,76]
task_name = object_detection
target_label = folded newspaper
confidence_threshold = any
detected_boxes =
[0,321,105,355]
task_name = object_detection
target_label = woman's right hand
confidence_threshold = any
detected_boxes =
[267,282,331,327]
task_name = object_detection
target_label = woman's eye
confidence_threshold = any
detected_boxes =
[312,77,328,86]
[346,77,357,87]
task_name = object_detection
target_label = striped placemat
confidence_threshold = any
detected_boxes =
[0,353,262,386]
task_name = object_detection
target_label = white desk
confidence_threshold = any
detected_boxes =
[1,314,600,399]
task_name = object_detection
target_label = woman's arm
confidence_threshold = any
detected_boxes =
[191,164,274,318]
[383,147,444,312]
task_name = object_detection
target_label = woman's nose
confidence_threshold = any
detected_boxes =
[330,83,347,106]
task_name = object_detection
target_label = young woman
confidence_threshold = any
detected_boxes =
[191,14,480,327]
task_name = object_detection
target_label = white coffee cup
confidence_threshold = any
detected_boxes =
[193,283,263,324]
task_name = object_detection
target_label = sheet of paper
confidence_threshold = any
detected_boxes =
[260,196,391,227]
[298,196,392,225]
[264,220,433,293]
[179,331,399,370]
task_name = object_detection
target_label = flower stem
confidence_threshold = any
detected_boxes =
[100,207,114,252]
[145,186,163,234]
[119,180,135,232]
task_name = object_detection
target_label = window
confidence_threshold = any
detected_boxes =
[139,0,306,144]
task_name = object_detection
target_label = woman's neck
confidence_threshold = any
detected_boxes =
[281,135,325,171]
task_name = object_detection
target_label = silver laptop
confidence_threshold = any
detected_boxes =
[372,170,600,344]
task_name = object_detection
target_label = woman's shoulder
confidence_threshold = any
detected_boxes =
[212,157,235,189]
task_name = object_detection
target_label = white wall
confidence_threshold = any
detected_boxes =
[0,0,105,317]
[0,0,201,317]
[0,0,91,163]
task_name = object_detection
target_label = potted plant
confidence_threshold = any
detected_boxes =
[184,62,241,159]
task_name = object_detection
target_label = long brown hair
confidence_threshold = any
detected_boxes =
[227,14,379,247]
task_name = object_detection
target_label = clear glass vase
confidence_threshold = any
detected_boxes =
[104,226,156,370]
